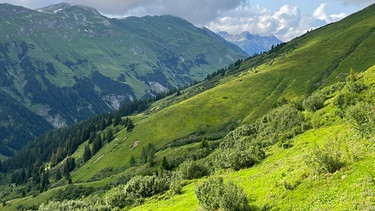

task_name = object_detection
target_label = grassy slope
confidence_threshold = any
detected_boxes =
[3,4,375,210]
[133,65,375,211]
[71,4,375,182]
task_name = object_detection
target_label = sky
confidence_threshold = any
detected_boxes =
[1,0,374,41]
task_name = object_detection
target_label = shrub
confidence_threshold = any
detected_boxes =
[346,102,375,135]
[306,143,345,174]
[319,82,345,98]
[169,178,182,195]
[333,92,358,109]
[302,94,325,112]
[179,160,210,180]
[125,174,170,199]
[195,177,251,211]
[222,124,256,148]
[348,81,367,93]
[105,174,171,209]
[216,142,265,170]
[255,105,308,145]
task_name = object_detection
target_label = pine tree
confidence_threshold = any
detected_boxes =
[106,129,114,142]
[129,155,136,167]
[40,171,50,192]
[92,135,102,155]
[83,145,92,162]
[349,68,357,82]
[55,169,62,181]
[127,118,135,132]
[63,157,76,176]
[88,132,96,144]
[113,114,121,126]
[161,156,171,170]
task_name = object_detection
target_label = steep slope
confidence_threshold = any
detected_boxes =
[218,31,282,56]
[1,3,375,211]
[67,1,375,184]
[0,3,246,155]
[131,64,375,211]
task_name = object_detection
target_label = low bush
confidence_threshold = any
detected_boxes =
[302,94,325,112]
[306,143,346,174]
[179,160,210,179]
[195,177,251,211]
[346,102,375,135]
[216,142,265,170]
[105,173,171,209]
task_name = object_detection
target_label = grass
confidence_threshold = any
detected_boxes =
[3,4,375,210]
[130,123,375,211]
[60,1,375,186]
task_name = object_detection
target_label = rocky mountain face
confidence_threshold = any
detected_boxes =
[0,3,247,156]
[218,31,282,56]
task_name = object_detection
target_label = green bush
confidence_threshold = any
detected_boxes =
[306,143,345,174]
[179,160,210,180]
[333,92,359,109]
[125,174,171,199]
[216,142,265,170]
[348,81,367,93]
[222,124,256,148]
[319,82,345,98]
[256,105,308,145]
[105,174,171,209]
[302,94,325,112]
[346,102,375,135]
[195,177,251,211]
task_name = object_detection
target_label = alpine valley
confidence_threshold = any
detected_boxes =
[1,2,375,211]
[0,3,247,156]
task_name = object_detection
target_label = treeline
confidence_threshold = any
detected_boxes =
[1,85,187,188]
[16,70,372,210]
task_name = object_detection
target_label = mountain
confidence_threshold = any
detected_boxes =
[218,31,282,56]
[0,3,247,156]
[1,3,375,211]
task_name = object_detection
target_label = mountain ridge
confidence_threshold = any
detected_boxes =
[0,3,247,155]
[1,3,375,211]
[218,31,282,55]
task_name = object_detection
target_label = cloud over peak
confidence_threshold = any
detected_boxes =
[3,0,373,41]
[207,2,354,41]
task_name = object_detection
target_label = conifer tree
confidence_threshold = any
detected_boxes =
[161,156,171,170]
[113,114,121,126]
[106,129,114,142]
[92,135,102,155]
[129,155,136,167]
[127,119,135,132]
[83,145,92,162]
[55,169,62,181]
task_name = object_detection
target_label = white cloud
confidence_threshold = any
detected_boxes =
[313,3,347,22]
[207,4,304,41]
[1,0,246,25]
[207,3,351,41]
[3,0,370,41]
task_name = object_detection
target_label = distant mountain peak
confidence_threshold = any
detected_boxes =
[37,2,101,16]
[218,31,282,56]
[0,3,34,17]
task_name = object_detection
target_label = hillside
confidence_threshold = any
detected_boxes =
[0,3,246,156]
[1,3,375,211]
